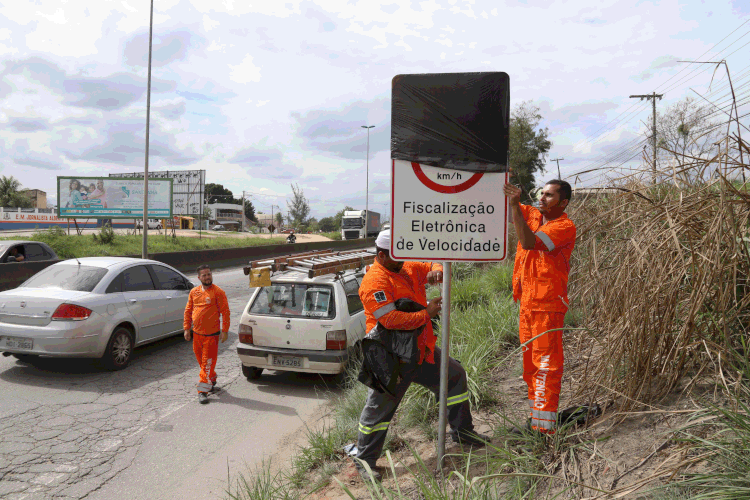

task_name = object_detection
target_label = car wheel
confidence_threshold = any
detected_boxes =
[241,364,263,380]
[102,327,133,370]
[11,353,38,363]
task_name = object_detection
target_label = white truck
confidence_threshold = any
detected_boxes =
[341,210,380,240]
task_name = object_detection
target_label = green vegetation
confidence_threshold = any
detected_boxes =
[228,261,572,499]
[0,227,288,259]
[322,231,342,240]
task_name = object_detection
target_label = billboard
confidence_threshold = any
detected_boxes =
[110,170,205,216]
[57,176,173,219]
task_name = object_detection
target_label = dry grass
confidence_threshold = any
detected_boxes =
[567,135,750,411]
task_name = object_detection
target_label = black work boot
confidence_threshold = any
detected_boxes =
[354,460,382,483]
[508,418,532,436]
[451,428,492,447]
[198,392,209,404]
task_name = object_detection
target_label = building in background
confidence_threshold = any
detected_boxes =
[20,189,47,209]
[207,202,244,231]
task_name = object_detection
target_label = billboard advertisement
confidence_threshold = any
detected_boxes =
[109,170,205,216]
[57,176,173,219]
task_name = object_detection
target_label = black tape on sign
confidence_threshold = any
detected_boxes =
[391,72,510,173]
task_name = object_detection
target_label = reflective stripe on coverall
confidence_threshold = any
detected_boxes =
[356,347,472,468]
[184,284,230,393]
[512,204,576,433]
[355,261,475,467]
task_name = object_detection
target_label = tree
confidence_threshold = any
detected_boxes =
[243,201,256,222]
[508,101,552,203]
[286,183,310,228]
[334,206,355,230]
[319,216,336,232]
[0,176,33,208]
[275,211,284,227]
[205,183,234,204]
[306,217,319,233]
[649,96,721,182]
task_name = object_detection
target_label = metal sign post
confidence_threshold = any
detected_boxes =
[390,71,510,473]
[436,261,452,469]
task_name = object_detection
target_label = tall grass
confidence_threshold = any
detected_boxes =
[256,262,522,498]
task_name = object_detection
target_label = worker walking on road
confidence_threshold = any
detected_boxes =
[184,264,230,404]
[353,229,491,482]
[504,179,576,434]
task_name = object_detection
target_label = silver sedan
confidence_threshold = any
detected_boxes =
[0,257,194,370]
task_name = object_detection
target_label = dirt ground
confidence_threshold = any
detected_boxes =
[305,349,716,500]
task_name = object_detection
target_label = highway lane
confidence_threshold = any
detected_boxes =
[0,265,343,500]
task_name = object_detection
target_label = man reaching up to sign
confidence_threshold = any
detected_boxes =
[354,229,491,482]
[503,179,576,434]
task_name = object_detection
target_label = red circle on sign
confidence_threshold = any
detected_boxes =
[411,162,483,193]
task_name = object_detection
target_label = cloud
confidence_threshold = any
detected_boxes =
[1,56,176,111]
[631,55,682,83]
[228,145,302,179]
[229,145,284,165]
[154,98,187,120]
[8,118,50,132]
[123,29,203,67]
[228,54,261,84]
[7,139,63,170]
[291,97,391,159]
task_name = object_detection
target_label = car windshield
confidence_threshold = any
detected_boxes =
[249,283,335,319]
[342,218,362,228]
[20,265,109,292]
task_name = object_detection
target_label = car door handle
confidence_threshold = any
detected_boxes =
[129,299,137,304]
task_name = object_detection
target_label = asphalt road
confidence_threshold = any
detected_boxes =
[0,265,343,500]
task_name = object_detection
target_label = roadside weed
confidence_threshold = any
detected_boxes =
[225,460,299,500]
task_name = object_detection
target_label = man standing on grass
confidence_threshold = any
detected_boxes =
[503,179,576,434]
[184,264,230,404]
[353,229,491,482]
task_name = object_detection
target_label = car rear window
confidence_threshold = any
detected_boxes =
[20,265,109,292]
[249,283,336,319]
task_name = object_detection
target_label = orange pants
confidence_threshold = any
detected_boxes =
[193,333,219,393]
[519,309,565,433]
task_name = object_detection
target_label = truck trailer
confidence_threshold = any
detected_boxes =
[341,210,380,240]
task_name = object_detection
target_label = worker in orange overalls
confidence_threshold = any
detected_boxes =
[353,229,491,482]
[504,179,576,434]
[183,264,230,404]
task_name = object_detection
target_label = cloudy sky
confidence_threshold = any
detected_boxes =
[1,0,749,219]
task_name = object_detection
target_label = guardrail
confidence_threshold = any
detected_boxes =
[0,238,376,292]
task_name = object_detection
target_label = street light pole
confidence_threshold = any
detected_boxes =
[361,125,374,239]
[141,0,154,259]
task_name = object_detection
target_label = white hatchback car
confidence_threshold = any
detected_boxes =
[237,269,366,378]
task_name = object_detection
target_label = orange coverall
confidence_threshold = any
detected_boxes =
[360,260,442,365]
[512,204,576,433]
[183,284,230,393]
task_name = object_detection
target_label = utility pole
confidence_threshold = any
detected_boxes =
[141,0,154,259]
[550,157,564,179]
[361,125,374,239]
[241,191,245,233]
[629,92,663,184]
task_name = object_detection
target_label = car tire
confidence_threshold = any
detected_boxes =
[241,364,263,380]
[102,327,133,370]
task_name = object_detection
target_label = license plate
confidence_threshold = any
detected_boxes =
[273,355,302,368]
[1,336,33,350]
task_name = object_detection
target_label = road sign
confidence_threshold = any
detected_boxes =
[268,224,276,233]
[391,160,508,261]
